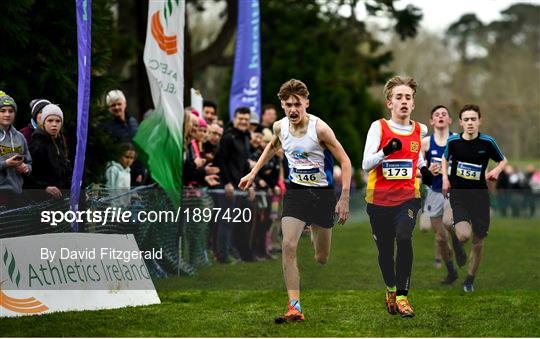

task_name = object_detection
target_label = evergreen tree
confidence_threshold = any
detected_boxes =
[1,0,131,183]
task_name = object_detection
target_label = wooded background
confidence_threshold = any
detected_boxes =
[2,0,538,182]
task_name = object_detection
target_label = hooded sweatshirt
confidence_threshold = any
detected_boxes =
[0,125,32,194]
[105,160,131,189]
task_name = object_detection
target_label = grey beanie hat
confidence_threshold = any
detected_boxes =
[41,104,64,124]
[0,91,17,113]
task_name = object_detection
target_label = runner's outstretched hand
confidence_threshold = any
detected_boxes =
[335,196,349,225]
[238,172,255,191]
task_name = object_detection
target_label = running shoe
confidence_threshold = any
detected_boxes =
[463,281,474,293]
[451,233,467,267]
[440,270,458,285]
[396,297,415,318]
[455,247,467,268]
[385,289,397,315]
[434,258,442,269]
[274,303,305,323]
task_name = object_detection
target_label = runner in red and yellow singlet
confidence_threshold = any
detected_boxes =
[366,118,422,206]
[362,76,436,318]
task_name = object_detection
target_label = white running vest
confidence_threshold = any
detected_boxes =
[280,115,334,187]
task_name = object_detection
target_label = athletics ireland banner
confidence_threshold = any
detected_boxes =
[0,233,160,317]
[229,0,261,121]
[134,0,185,206]
[70,0,92,231]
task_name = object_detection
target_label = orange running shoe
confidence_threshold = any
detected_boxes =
[396,297,414,318]
[385,289,397,315]
[275,301,305,323]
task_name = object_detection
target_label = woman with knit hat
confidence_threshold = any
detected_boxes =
[0,91,32,209]
[28,103,71,200]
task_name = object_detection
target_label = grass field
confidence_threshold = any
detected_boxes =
[1,218,539,337]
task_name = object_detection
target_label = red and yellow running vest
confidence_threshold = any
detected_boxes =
[365,119,422,206]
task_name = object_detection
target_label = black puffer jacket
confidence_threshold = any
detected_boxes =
[214,126,251,187]
[27,129,71,189]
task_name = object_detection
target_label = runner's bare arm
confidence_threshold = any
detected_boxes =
[317,120,352,198]
[421,136,430,159]
[441,155,450,196]
[317,120,351,224]
[486,157,507,181]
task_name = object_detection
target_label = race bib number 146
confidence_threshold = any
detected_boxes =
[293,167,322,183]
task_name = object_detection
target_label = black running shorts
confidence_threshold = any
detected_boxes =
[366,198,421,237]
[282,182,337,228]
[450,189,490,239]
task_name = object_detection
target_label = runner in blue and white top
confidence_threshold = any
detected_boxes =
[281,114,334,187]
[239,79,352,323]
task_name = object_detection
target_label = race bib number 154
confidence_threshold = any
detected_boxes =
[456,161,482,180]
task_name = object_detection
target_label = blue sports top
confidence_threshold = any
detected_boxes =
[425,132,454,192]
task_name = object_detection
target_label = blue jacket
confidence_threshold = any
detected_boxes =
[103,115,139,142]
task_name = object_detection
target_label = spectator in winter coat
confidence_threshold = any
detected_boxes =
[28,104,71,200]
[0,91,32,208]
[20,98,51,145]
[214,107,253,198]
[103,90,138,141]
[102,89,147,186]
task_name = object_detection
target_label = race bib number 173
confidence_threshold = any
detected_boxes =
[382,159,413,180]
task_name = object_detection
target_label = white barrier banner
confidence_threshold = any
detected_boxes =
[0,233,161,317]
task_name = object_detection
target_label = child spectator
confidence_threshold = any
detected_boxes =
[0,91,32,208]
[0,91,32,209]
[20,99,51,145]
[105,142,136,190]
[28,104,71,200]
[104,142,136,207]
